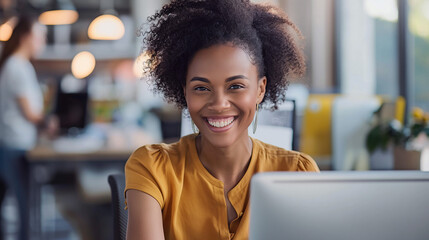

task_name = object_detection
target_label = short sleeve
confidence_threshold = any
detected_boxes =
[296,153,320,172]
[124,144,168,209]
[11,72,30,97]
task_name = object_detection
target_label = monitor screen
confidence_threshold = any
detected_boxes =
[54,82,88,132]
[250,171,429,240]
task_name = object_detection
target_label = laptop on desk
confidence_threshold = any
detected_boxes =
[249,171,429,240]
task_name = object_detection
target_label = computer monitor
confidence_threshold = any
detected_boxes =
[250,171,429,240]
[54,80,89,133]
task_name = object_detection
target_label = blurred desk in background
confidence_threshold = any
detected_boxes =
[27,143,135,240]
[28,145,133,162]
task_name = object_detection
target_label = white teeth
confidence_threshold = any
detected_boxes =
[207,118,234,128]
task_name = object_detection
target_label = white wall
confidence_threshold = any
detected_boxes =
[131,0,170,54]
[337,0,376,95]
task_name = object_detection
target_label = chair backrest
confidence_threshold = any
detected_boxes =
[180,99,296,150]
[108,174,128,240]
[249,99,296,150]
[300,94,338,157]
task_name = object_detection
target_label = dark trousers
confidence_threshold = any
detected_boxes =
[0,147,29,240]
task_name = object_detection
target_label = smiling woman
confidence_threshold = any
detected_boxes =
[124,1,319,240]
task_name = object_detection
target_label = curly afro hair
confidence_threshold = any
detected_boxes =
[142,0,305,110]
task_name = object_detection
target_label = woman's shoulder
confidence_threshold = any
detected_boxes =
[126,134,194,170]
[1,56,36,83]
[124,136,196,208]
[5,55,33,71]
[253,138,320,172]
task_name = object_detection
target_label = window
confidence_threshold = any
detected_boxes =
[409,0,429,111]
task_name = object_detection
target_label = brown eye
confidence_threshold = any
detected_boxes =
[194,86,209,91]
[229,84,244,90]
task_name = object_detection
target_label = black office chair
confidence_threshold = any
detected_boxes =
[108,174,128,240]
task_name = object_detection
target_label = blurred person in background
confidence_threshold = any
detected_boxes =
[0,15,46,240]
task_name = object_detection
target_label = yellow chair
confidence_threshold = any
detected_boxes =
[300,94,338,169]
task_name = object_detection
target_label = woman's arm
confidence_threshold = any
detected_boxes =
[16,96,43,124]
[126,189,165,240]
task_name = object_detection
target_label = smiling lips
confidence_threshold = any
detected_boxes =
[206,116,235,129]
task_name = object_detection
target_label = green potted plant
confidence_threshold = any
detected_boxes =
[366,105,429,170]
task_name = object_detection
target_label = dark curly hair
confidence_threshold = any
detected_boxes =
[142,0,305,110]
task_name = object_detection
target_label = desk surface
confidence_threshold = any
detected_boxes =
[27,146,133,162]
[27,124,160,162]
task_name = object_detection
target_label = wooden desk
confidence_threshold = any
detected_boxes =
[27,145,133,240]
[28,146,133,162]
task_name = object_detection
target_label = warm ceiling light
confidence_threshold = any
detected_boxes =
[88,14,125,40]
[0,17,17,41]
[39,0,78,25]
[133,52,151,78]
[71,51,96,79]
[0,24,13,41]
[39,10,79,25]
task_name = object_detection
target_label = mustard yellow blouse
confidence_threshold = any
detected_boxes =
[125,134,319,240]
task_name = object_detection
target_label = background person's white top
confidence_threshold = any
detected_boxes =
[0,55,43,150]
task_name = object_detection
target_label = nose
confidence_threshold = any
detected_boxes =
[207,91,230,112]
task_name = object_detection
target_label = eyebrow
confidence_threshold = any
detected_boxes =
[190,75,248,83]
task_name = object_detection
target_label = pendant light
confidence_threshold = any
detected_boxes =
[0,17,17,41]
[71,51,96,79]
[133,51,151,78]
[39,0,79,25]
[87,0,125,40]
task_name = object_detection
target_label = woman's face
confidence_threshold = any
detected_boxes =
[185,44,266,148]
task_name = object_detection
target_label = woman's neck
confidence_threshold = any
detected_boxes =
[196,134,253,187]
[13,46,31,60]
